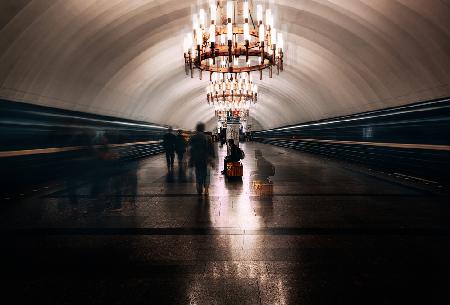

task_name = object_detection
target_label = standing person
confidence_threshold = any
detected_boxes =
[189,122,215,195]
[175,130,186,168]
[219,130,226,148]
[163,127,176,172]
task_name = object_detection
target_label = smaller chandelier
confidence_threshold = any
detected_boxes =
[207,72,258,105]
[215,107,250,121]
[183,0,284,80]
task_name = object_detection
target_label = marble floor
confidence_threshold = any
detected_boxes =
[1,142,449,305]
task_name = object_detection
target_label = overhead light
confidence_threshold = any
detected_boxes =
[183,0,285,81]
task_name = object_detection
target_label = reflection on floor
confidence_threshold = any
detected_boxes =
[1,142,449,305]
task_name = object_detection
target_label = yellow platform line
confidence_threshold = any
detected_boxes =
[0,141,162,158]
[267,138,450,152]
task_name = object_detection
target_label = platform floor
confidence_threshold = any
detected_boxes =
[1,142,449,305]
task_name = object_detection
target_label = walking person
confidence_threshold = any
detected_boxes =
[189,123,215,195]
[175,130,186,169]
[163,127,176,172]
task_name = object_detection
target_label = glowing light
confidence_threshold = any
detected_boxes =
[192,14,199,30]
[257,5,263,23]
[227,23,233,41]
[199,9,206,28]
[209,25,216,43]
[196,28,203,45]
[243,1,249,19]
[271,28,277,45]
[277,33,284,50]
[265,9,271,27]
[244,23,250,41]
[259,24,265,42]
[184,33,193,51]
[210,3,217,23]
[227,1,233,20]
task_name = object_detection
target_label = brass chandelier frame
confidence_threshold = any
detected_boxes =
[183,0,284,81]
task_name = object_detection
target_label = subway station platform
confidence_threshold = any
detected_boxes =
[1,142,449,305]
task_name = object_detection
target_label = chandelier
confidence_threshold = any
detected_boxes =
[215,106,250,121]
[206,72,258,105]
[183,0,284,81]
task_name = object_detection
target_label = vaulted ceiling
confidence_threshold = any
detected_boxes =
[1,0,450,130]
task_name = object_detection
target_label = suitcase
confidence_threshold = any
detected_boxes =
[226,162,243,177]
[252,179,274,197]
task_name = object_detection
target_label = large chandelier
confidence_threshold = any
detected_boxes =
[183,0,284,81]
[206,72,258,105]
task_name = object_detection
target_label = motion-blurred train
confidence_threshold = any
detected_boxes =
[254,97,450,188]
[0,99,168,198]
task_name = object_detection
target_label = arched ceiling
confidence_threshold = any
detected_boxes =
[1,0,450,130]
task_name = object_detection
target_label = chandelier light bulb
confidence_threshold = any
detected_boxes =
[277,33,284,50]
[184,33,193,51]
[257,5,263,24]
[196,28,203,45]
[210,3,217,23]
[271,28,277,46]
[227,1,233,20]
[259,24,265,43]
[227,22,233,41]
[243,1,249,20]
[192,14,199,30]
[244,23,250,41]
[199,9,206,29]
[209,25,216,43]
[269,14,274,30]
[265,9,271,28]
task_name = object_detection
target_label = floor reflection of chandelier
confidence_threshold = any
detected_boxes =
[183,0,284,80]
[207,72,258,105]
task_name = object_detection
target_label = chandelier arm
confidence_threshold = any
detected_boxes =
[248,5,256,30]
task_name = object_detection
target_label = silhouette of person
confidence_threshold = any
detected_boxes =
[189,122,215,195]
[175,130,186,168]
[163,127,176,172]
[222,139,242,175]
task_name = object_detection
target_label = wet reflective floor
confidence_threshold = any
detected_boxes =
[1,142,449,304]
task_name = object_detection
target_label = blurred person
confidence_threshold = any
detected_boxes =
[163,127,176,172]
[189,122,215,195]
[254,150,275,181]
[218,129,226,148]
[175,130,186,168]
